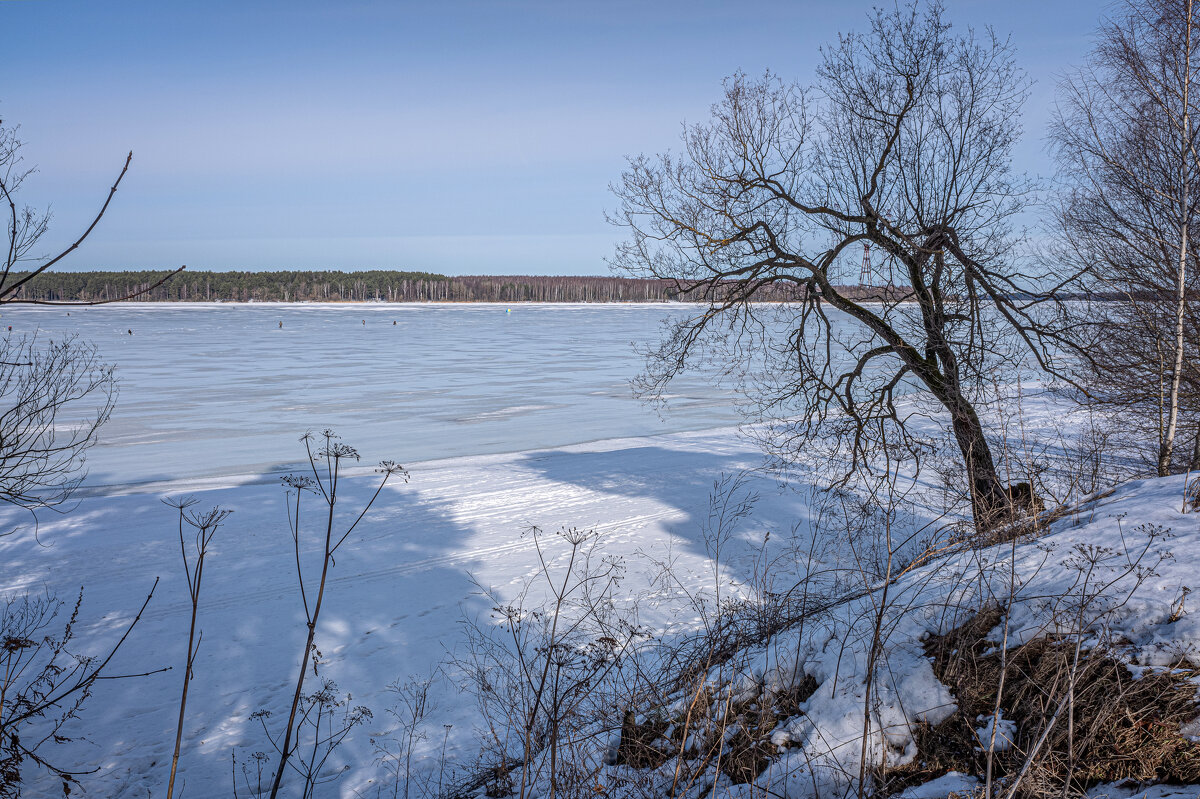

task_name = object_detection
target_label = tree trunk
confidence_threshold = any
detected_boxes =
[1161,0,1194,477]
[1190,422,1200,471]
[1162,211,1189,475]
[906,307,1006,529]
[901,334,1005,526]
[945,392,1006,527]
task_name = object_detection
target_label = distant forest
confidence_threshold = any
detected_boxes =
[2,269,925,304]
[6,270,689,303]
[2,269,857,303]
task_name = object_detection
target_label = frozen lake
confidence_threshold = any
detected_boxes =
[1,302,740,486]
[0,301,1084,798]
[0,302,781,798]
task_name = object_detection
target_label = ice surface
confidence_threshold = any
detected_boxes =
[0,426,812,798]
[2,304,1197,798]
[0,304,766,797]
[0,303,741,486]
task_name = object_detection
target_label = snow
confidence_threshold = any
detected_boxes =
[0,427,812,797]
[1088,784,1200,799]
[0,303,741,486]
[974,712,1017,753]
[1,305,1198,798]
[601,472,1200,799]
[895,772,980,798]
[0,304,797,797]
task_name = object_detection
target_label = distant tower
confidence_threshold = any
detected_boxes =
[859,242,872,286]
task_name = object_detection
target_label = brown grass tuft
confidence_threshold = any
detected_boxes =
[878,609,1200,797]
[615,671,820,785]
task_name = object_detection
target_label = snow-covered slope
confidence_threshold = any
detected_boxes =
[582,474,1200,799]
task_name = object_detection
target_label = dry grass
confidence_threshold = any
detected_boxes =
[1185,477,1200,512]
[877,609,1200,797]
[614,673,819,785]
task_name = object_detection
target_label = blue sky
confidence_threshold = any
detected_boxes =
[3,1,1096,275]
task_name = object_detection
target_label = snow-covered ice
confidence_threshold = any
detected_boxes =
[0,304,777,797]
[2,304,1198,798]
[0,303,741,486]
[0,427,826,797]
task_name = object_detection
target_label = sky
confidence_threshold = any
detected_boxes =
[2,0,1098,276]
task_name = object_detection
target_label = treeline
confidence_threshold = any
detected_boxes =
[7,270,680,303]
[5,269,922,304]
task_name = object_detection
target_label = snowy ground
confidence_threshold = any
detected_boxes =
[0,303,788,797]
[0,426,818,798]
[1,305,1195,798]
[660,474,1200,799]
[8,398,1187,799]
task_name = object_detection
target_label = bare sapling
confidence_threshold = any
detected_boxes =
[253,680,371,799]
[372,672,440,799]
[266,430,406,799]
[819,426,969,799]
[849,431,915,799]
[0,581,161,796]
[0,335,116,526]
[457,525,644,799]
[983,403,1023,799]
[163,497,231,799]
[996,520,1171,799]
[610,475,843,799]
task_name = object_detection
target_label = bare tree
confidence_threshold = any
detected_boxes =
[0,581,160,797]
[609,2,1067,529]
[456,526,644,799]
[0,119,182,305]
[0,335,115,524]
[251,680,371,799]
[1051,0,1200,476]
[372,672,440,799]
[0,115,185,520]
